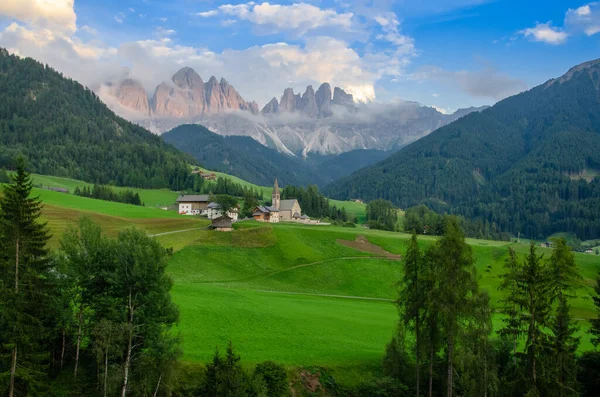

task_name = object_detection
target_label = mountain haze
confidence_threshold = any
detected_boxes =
[104,67,487,156]
[325,58,600,240]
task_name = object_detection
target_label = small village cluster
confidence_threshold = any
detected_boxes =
[176,179,311,231]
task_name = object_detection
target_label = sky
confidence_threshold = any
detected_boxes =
[0,0,599,112]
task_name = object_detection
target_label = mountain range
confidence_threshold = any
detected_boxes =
[103,67,488,156]
[162,124,392,187]
[325,58,600,240]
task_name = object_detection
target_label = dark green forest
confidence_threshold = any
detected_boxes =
[0,48,191,190]
[325,59,600,240]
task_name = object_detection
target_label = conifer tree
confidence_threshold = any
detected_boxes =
[547,238,581,396]
[591,272,600,348]
[398,231,425,396]
[429,217,479,397]
[0,157,51,397]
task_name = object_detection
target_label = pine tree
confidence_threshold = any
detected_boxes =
[590,272,600,348]
[429,217,479,397]
[499,247,523,363]
[0,157,51,397]
[547,238,581,395]
[398,231,425,396]
[518,242,552,395]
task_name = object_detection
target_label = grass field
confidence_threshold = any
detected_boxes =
[166,221,600,384]
[32,174,179,208]
[34,188,208,247]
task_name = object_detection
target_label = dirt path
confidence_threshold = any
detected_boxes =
[148,227,206,237]
[337,236,401,259]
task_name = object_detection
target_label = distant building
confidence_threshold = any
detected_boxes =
[585,249,594,254]
[210,216,233,232]
[253,205,280,223]
[202,202,239,221]
[271,178,302,221]
[200,172,217,180]
[48,187,69,193]
[176,194,211,215]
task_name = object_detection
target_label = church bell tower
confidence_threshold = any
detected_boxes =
[272,178,280,209]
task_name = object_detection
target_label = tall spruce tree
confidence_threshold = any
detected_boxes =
[430,217,479,397]
[398,231,425,396]
[499,248,523,363]
[517,242,552,396]
[547,238,581,396]
[592,272,600,348]
[0,157,51,397]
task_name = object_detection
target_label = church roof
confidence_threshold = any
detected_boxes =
[279,199,298,211]
[273,178,280,195]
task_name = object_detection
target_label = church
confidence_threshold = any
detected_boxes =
[252,179,302,223]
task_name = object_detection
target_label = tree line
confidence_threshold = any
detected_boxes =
[74,185,143,206]
[282,185,351,222]
[0,159,178,396]
[404,204,511,241]
[388,217,600,397]
[182,174,263,201]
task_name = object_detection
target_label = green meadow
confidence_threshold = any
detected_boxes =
[165,222,600,383]
[11,173,600,385]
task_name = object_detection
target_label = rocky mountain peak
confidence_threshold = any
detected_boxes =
[172,67,203,90]
[315,83,333,117]
[299,85,318,117]
[115,79,150,115]
[332,87,354,107]
[262,97,279,114]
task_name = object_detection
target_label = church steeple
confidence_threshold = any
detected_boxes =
[272,178,280,209]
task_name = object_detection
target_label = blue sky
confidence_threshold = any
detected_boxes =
[1,0,599,112]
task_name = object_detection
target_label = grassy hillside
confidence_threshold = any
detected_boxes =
[32,174,179,207]
[33,188,208,247]
[166,221,600,384]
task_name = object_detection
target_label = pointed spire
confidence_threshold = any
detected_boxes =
[274,178,280,195]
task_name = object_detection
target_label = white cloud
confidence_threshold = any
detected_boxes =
[432,105,448,114]
[196,10,219,17]
[201,2,355,35]
[519,22,568,45]
[0,0,77,33]
[432,93,439,98]
[156,27,176,38]
[114,12,125,24]
[565,2,600,36]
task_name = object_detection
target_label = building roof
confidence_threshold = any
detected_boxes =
[279,199,298,211]
[211,216,233,228]
[207,202,220,209]
[301,214,310,220]
[293,212,301,218]
[176,194,210,203]
[253,205,279,214]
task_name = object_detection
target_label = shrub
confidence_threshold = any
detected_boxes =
[351,377,408,397]
[254,361,288,397]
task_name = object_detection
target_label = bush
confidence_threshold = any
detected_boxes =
[254,361,288,397]
[343,222,357,228]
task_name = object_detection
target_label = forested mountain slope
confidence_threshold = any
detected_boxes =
[325,58,600,240]
[162,124,391,187]
[0,49,191,189]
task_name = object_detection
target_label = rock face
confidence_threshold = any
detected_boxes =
[116,67,258,120]
[115,79,150,115]
[261,84,356,118]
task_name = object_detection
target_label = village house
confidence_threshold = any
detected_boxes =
[202,202,239,221]
[176,194,211,215]
[210,216,233,232]
[252,205,280,223]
